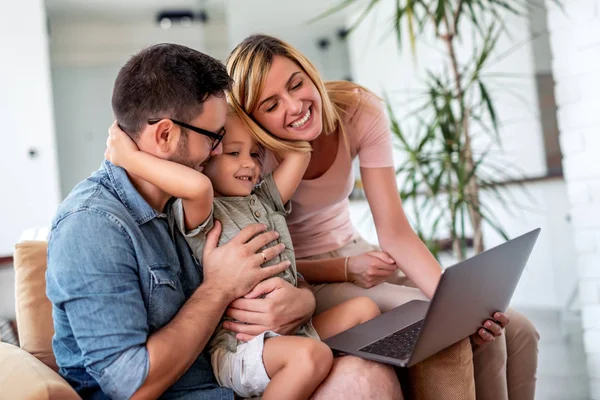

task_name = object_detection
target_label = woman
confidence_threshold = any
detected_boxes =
[225,34,539,400]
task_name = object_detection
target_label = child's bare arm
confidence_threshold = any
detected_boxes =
[272,149,311,204]
[105,123,212,229]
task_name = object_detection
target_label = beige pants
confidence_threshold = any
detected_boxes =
[301,237,539,400]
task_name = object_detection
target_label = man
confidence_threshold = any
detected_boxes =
[46,43,401,399]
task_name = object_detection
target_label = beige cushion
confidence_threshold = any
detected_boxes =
[14,241,57,371]
[0,342,80,400]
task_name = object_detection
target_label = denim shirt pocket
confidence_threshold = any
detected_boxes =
[147,265,185,331]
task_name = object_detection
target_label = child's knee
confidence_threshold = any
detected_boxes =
[297,339,333,375]
[352,296,381,321]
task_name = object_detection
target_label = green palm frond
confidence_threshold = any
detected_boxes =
[315,0,561,258]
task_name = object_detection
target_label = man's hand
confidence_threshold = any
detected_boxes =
[202,221,290,302]
[471,312,510,347]
[346,251,398,288]
[105,121,139,168]
[223,277,316,342]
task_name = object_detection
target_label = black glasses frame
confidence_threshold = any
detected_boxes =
[148,118,226,151]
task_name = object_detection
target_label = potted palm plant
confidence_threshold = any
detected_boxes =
[318,0,556,260]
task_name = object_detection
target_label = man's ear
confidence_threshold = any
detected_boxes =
[149,119,178,155]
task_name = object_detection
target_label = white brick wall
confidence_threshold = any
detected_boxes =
[580,281,600,305]
[548,0,600,397]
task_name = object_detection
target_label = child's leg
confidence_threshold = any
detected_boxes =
[312,296,381,340]
[262,336,333,400]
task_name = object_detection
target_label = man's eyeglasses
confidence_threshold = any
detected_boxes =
[148,118,226,151]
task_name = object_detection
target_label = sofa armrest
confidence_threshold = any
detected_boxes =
[0,342,80,400]
[14,240,58,371]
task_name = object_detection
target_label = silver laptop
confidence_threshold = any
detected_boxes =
[324,228,540,367]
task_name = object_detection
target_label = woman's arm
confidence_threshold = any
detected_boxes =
[106,124,212,230]
[295,258,345,283]
[360,166,442,298]
[361,167,508,346]
[272,149,311,204]
[296,251,397,287]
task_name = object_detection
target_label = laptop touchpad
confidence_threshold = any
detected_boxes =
[326,330,372,351]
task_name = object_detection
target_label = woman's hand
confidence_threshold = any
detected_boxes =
[346,251,398,288]
[471,311,510,347]
[104,121,139,168]
[223,277,315,342]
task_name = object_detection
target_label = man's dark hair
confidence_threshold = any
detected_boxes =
[112,43,233,138]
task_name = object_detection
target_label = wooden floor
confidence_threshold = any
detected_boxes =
[521,308,590,400]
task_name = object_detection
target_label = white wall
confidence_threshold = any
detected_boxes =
[50,17,209,67]
[346,0,548,182]
[344,0,577,309]
[51,66,121,197]
[224,0,353,81]
[49,2,354,197]
[349,178,575,309]
[479,180,576,309]
[0,269,15,319]
[49,17,209,196]
[0,0,60,256]
[547,0,600,397]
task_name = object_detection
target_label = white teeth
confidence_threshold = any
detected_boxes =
[290,108,311,128]
[236,177,251,181]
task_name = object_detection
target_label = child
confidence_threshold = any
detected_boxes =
[105,108,381,400]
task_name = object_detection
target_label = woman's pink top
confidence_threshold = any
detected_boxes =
[264,90,394,258]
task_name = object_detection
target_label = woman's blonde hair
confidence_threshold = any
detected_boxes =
[226,34,371,154]
[225,103,267,167]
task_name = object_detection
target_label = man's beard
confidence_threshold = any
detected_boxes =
[168,131,197,169]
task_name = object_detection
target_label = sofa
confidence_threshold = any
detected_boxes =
[0,240,80,400]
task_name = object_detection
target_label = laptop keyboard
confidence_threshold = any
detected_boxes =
[359,319,424,360]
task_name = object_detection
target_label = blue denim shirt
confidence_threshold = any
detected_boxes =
[46,160,233,400]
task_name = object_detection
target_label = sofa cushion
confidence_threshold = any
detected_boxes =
[0,342,80,400]
[14,240,57,371]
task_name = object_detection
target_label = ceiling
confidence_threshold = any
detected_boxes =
[45,0,210,14]
[44,0,356,70]
[44,0,227,20]
[44,0,352,23]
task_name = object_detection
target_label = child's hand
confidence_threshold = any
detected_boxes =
[274,148,294,159]
[275,145,311,159]
[105,121,139,168]
[274,147,312,165]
